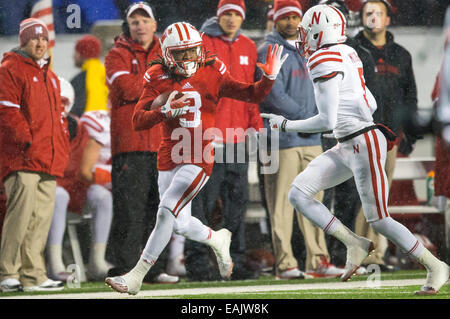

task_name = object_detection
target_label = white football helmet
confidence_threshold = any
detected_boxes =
[296,4,347,57]
[160,22,205,78]
[58,76,75,115]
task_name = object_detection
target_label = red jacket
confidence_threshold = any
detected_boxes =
[105,34,162,156]
[57,115,91,213]
[0,50,69,182]
[202,33,263,144]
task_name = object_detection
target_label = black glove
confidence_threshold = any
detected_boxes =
[398,134,415,156]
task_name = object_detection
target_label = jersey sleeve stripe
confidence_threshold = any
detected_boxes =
[0,100,21,109]
[309,58,343,71]
[81,115,104,133]
[308,51,341,63]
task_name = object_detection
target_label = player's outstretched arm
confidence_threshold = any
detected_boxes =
[257,44,289,80]
[261,74,341,133]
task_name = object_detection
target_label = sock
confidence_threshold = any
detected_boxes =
[330,222,365,247]
[416,248,444,271]
[169,233,185,260]
[371,217,424,258]
[88,243,108,272]
[87,185,113,243]
[141,206,176,264]
[288,185,341,233]
[47,187,69,245]
[125,257,152,282]
[47,244,65,274]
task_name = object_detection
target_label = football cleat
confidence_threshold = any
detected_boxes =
[414,261,450,296]
[207,229,234,279]
[276,267,313,280]
[341,238,375,282]
[105,273,142,295]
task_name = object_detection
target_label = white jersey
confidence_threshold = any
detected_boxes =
[307,44,377,139]
[80,110,111,165]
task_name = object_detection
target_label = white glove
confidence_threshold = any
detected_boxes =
[161,90,190,118]
[256,44,289,80]
[260,113,288,131]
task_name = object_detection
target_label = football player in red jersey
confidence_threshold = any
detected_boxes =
[105,21,287,295]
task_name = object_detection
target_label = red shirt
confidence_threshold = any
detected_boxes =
[0,51,69,182]
[132,58,274,175]
[105,35,162,155]
[202,34,263,144]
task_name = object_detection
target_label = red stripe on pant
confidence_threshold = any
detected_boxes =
[370,130,389,218]
[364,132,383,220]
[172,170,206,217]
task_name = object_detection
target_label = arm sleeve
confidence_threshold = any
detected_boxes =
[255,47,313,119]
[105,50,143,102]
[217,59,274,104]
[285,74,341,133]
[80,112,109,146]
[132,83,166,131]
[0,67,32,148]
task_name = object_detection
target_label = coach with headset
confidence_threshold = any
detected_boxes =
[104,2,177,284]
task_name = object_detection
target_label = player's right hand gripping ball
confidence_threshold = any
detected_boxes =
[161,90,190,118]
[257,44,289,80]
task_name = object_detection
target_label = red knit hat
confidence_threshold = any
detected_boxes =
[19,18,49,47]
[273,0,303,23]
[217,0,246,20]
[75,35,102,59]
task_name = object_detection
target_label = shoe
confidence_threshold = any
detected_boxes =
[105,273,142,295]
[207,229,233,279]
[355,266,368,275]
[341,237,375,282]
[0,278,23,292]
[307,256,346,278]
[152,273,179,284]
[230,267,260,280]
[276,267,313,280]
[48,271,72,282]
[166,254,187,277]
[23,279,64,292]
[414,261,450,295]
[87,263,110,282]
[361,263,397,273]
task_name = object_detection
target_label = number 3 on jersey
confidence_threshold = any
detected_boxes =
[179,91,201,128]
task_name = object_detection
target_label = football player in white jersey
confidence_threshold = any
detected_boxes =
[261,4,449,295]
[78,110,113,280]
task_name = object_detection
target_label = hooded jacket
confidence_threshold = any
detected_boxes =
[354,30,418,136]
[256,31,321,149]
[0,49,69,182]
[200,17,263,144]
[105,34,162,156]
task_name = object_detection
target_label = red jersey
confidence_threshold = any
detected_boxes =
[133,58,274,175]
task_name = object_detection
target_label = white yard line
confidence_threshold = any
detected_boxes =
[1,279,425,299]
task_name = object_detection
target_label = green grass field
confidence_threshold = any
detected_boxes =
[1,270,449,299]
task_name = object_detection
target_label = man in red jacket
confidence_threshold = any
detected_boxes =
[0,18,69,292]
[184,0,263,281]
[104,2,177,284]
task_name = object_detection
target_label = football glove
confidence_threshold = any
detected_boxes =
[161,90,190,118]
[257,44,289,80]
[260,113,288,131]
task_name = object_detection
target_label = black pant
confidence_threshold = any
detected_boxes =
[321,136,362,266]
[106,152,168,279]
[185,144,249,280]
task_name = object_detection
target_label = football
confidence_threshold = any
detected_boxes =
[150,91,185,110]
